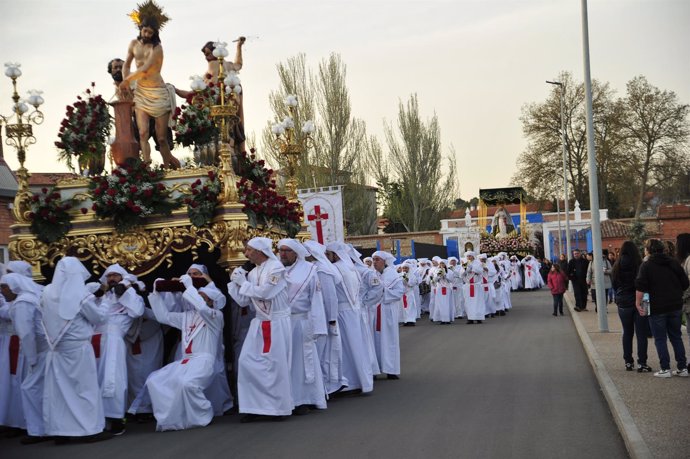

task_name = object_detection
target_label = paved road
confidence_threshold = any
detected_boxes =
[3,289,628,458]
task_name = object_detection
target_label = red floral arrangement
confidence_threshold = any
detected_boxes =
[173,81,220,148]
[236,149,302,237]
[183,169,221,227]
[85,158,180,232]
[28,187,75,243]
[54,83,111,172]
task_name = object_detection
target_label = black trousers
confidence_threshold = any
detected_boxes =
[572,281,588,310]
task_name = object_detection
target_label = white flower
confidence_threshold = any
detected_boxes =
[281,116,295,130]
[107,136,116,145]
[284,94,298,107]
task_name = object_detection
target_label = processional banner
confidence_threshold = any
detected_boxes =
[297,186,344,244]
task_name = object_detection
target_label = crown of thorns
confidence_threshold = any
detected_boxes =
[128,0,170,30]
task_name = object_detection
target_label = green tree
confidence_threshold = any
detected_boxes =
[261,53,377,235]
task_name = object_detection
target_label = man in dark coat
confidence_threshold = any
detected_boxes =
[568,249,589,311]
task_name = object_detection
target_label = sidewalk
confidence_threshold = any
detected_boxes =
[565,292,690,459]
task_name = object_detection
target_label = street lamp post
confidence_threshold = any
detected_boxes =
[546,80,572,261]
[0,63,44,223]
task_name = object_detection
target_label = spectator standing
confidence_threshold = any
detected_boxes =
[607,251,617,303]
[676,233,690,368]
[568,249,590,312]
[611,241,651,372]
[635,239,689,378]
[587,251,612,313]
[547,265,568,316]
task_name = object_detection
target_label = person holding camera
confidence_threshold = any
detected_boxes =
[92,264,145,435]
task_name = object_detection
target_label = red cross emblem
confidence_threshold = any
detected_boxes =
[307,205,329,243]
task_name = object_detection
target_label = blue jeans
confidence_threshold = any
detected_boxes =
[552,293,564,315]
[648,310,687,371]
[617,307,649,365]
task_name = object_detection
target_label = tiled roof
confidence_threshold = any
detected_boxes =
[26,172,78,186]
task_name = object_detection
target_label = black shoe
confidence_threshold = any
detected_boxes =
[54,436,72,445]
[135,413,155,423]
[637,364,653,373]
[476,320,483,324]
[292,405,310,416]
[559,312,564,316]
[387,374,400,380]
[4,428,26,438]
[574,307,582,312]
[552,313,557,316]
[20,435,54,445]
[467,320,474,324]
[625,362,634,371]
[106,418,126,436]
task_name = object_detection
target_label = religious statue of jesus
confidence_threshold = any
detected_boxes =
[120,1,180,169]
[491,205,515,239]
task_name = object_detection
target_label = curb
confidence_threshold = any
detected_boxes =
[564,292,652,459]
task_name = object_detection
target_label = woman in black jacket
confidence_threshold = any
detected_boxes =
[612,241,651,372]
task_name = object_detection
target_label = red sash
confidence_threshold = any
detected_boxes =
[184,339,193,354]
[91,333,102,359]
[483,277,489,292]
[470,278,475,298]
[403,295,408,309]
[441,287,447,296]
[9,335,20,375]
[181,358,189,365]
[131,337,142,355]
[527,266,532,277]
[261,321,272,353]
[375,304,382,332]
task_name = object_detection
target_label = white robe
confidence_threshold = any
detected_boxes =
[315,270,346,395]
[400,272,419,324]
[449,265,465,318]
[126,309,164,411]
[333,260,374,392]
[371,267,405,375]
[9,297,47,436]
[522,258,541,289]
[143,288,224,431]
[509,261,523,290]
[463,261,486,321]
[480,261,497,315]
[356,264,383,377]
[94,288,144,419]
[0,304,26,429]
[229,258,293,416]
[285,260,327,409]
[430,270,455,323]
[42,294,107,436]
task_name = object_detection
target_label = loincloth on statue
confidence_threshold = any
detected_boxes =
[133,83,177,127]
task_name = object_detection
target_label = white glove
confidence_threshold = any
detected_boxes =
[85,282,101,294]
[231,268,247,286]
[179,274,194,289]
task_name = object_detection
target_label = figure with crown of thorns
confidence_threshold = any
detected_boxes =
[120,1,181,169]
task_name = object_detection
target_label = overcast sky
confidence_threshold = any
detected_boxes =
[1,0,688,199]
